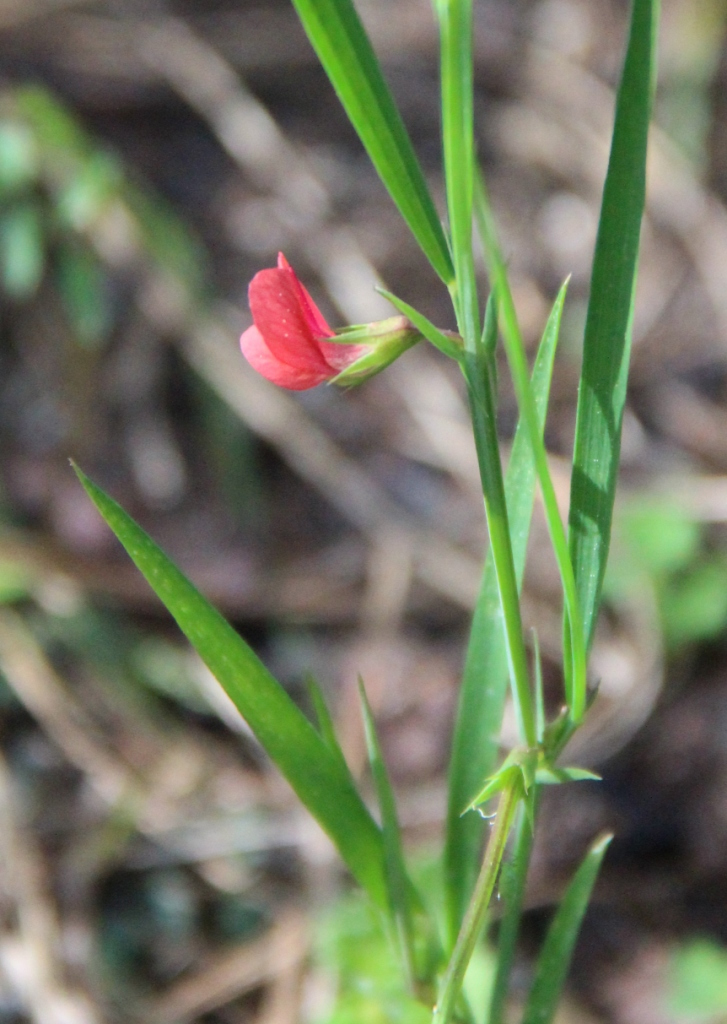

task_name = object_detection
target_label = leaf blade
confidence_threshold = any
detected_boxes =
[568,0,659,651]
[73,464,389,910]
[522,833,612,1024]
[290,0,453,284]
[358,679,417,986]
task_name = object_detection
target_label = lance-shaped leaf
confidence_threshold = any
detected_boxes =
[568,0,659,651]
[290,0,453,285]
[379,289,463,362]
[358,679,418,987]
[306,673,351,776]
[522,833,612,1024]
[73,464,389,910]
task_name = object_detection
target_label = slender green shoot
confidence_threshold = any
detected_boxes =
[434,779,521,1024]
[522,833,612,1024]
[289,0,453,284]
[533,631,546,744]
[568,0,659,652]
[464,334,535,750]
[379,288,463,362]
[474,174,587,725]
[487,798,537,1024]
[358,678,418,991]
[306,673,351,775]
[435,0,478,343]
[444,284,566,943]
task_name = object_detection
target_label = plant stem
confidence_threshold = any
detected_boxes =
[487,793,538,1024]
[474,175,587,723]
[464,354,536,747]
[433,780,521,1024]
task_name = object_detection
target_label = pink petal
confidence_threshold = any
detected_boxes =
[277,253,335,340]
[240,325,331,390]
[273,256,367,371]
[317,338,370,371]
[249,266,332,375]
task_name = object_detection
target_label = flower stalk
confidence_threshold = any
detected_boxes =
[433,778,521,1024]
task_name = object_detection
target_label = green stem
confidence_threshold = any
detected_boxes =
[433,780,521,1024]
[464,351,536,747]
[437,0,478,348]
[487,792,538,1024]
[474,174,587,723]
[439,0,535,748]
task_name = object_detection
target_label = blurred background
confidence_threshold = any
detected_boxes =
[0,0,726,1021]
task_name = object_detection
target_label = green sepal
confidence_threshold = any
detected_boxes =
[535,765,601,785]
[329,317,422,386]
[466,748,599,814]
[464,748,538,811]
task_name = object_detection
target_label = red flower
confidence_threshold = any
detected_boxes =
[240,253,367,390]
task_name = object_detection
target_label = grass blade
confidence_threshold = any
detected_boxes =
[358,679,417,988]
[379,288,463,362]
[73,464,389,910]
[569,0,659,651]
[444,283,567,943]
[306,673,351,775]
[522,833,612,1024]
[290,0,453,285]
[435,0,478,342]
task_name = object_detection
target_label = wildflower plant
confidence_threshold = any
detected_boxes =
[74,1,659,1021]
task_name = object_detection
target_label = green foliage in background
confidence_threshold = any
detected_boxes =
[667,938,727,1022]
[608,499,727,649]
[0,86,205,346]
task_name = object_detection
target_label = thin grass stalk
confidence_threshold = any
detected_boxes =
[464,351,536,748]
[474,174,587,724]
[433,779,521,1024]
[438,0,535,749]
[487,795,538,1024]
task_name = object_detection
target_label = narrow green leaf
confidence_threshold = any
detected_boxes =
[533,630,545,744]
[535,765,601,785]
[73,464,388,910]
[464,763,518,810]
[358,679,416,988]
[306,673,350,774]
[436,0,478,343]
[481,287,498,365]
[568,0,659,652]
[378,289,463,362]
[522,833,612,1024]
[444,282,567,944]
[290,0,453,284]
